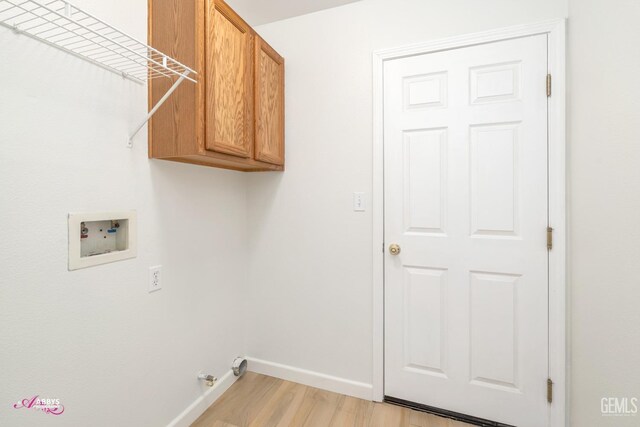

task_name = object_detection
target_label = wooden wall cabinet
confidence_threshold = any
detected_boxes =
[148,0,284,172]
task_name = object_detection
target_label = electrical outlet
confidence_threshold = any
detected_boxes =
[148,266,162,293]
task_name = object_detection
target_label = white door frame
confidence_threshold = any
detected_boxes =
[372,19,567,426]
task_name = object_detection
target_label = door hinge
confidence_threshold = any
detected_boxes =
[547,378,553,403]
[547,227,553,250]
[546,74,552,97]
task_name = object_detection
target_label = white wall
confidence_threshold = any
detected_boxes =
[0,1,247,426]
[568,0,640,425]
[247,0,568,389]
[227,0,362,26]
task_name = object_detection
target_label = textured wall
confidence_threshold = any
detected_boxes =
[568,0,640,425]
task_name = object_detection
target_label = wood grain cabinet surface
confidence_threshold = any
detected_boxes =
[254,36,285,166]
[148,0,284,172]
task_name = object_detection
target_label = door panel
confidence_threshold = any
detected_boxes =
[403,129,447,235]
[470,122,520,236]
[384,35,549,427]
[206,0,253,158]
[404,266,447,376]
[469,271,520,391]
[254,36,285,166]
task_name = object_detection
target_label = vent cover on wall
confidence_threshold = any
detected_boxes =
[0,0,197,147]
[232,357,248,377]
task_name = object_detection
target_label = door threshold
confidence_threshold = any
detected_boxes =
[384,396,515,427]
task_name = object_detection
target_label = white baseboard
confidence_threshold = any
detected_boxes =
[246,357,373,401]
[167,369,237,427]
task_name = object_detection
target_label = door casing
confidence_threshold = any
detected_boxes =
[371,19,567,426]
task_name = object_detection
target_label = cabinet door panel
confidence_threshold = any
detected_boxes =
[254,37,285,166]
[206,0,253,158]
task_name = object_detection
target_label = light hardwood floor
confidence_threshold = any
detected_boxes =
[191,372,473,427]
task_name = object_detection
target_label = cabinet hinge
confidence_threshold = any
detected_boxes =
[546,74,552,97]
[547,378,553,403]
[547,227,553,250]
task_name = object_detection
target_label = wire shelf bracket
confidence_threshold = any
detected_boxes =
[0,0,197,148]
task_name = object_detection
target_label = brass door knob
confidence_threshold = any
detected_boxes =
[389,244,401,256]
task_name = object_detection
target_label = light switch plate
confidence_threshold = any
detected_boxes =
[149,266,162,293]
[353,192,365,212]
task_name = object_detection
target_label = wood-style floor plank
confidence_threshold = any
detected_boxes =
[191,373,473,427]
[328,395,374,426]
[249,380,307,427]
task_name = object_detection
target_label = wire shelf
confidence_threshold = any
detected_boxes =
[0,0,197,146]
[0,0,196,83]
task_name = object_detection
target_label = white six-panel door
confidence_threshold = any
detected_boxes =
[384,35,549,426]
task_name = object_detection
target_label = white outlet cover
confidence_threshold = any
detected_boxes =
[148,266,162,293]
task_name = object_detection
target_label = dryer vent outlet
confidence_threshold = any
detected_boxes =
[232,357,248,377]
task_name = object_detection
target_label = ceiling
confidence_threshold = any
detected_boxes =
[225,0,362,26]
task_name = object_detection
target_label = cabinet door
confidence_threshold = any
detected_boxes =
[254,36,285,166]
[205,0,253,158]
